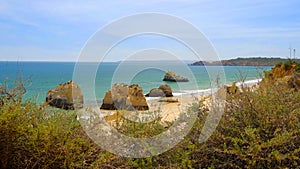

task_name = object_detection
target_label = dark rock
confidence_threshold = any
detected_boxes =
[100,90,115,110]
[158,98,178,103]
[46,80,83,110]
[190,61,205,66]
[145,88,165,97]
[145,84,173,97]
[163,70,189,82]
[100,84,149,111]
[159,84,173,97]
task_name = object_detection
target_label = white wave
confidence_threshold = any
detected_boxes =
[145,96,161,101]
[175,78,262,97]
[236,79,261,87]
[171,89,214,98]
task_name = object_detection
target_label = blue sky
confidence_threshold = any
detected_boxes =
[0,0,300,61]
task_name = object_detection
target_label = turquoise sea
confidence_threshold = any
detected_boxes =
[0,61,272,104]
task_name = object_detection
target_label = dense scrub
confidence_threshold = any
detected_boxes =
[0,81,103,168]
[1,64,300,168]
[127,84,300,168]
[193,85,300,168]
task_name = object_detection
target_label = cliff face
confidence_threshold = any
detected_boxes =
[191,57,300,66]
[260,61,300,90]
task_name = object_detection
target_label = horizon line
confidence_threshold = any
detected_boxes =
[0,56,294,63]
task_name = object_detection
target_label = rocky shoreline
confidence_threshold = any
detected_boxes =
[45,65,300,123]
[45,78,266,123]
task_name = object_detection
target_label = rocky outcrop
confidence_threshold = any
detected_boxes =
[163,70,189,82]
[46,80,83,110]
[190,61,205,66]
[100,84,149,110]
[260,62,300,90]
[261,63,290,87]
[145,84,173,97]
[159,84,173,97]
[100,90,115,110]
[145,88,165,97]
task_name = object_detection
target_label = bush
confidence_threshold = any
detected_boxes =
[295,64,300,72]
[275,62,282,67]
[0,80,103,168]
[283,61,292,70]
[189,85,300,168]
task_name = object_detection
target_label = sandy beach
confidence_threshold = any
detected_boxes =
[100,93,209,123]
[100,79,261,123]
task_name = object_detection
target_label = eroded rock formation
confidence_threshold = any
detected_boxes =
[46,80,83,110]
[146,84,173,97]
[163,70,189,82]
[100,84,149,110]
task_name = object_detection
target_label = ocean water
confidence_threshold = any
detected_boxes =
[0,61,272,104]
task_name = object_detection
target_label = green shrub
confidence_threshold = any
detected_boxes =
[275,62,282,67]
[295,63,300,72]
[189,85,300,168]
[283,61,292,70]
[0,80,103,168]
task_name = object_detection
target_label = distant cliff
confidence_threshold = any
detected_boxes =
[190,57,300,66]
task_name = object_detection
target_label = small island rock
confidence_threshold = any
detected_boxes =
[163,70,189,82]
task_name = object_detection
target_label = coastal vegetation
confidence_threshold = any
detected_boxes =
[1,61,300,168]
